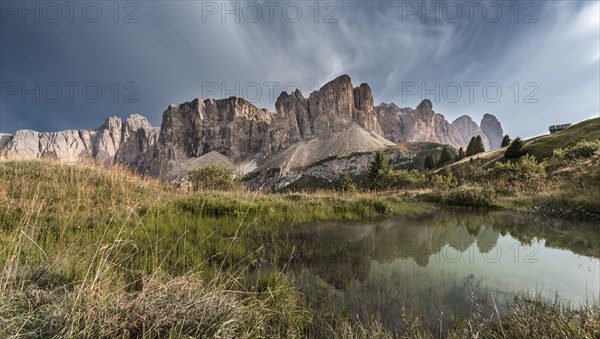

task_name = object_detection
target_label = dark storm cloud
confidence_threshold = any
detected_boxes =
[1,0,598,139]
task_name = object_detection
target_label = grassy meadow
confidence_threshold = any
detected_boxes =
[2,118,600,337]
[1,159,599,337]
[0,160,434,337]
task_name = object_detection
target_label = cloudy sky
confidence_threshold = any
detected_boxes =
[1,0,599,139]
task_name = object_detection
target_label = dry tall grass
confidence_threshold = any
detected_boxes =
[1,160,598,338]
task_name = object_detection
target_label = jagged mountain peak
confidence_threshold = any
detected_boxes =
[417,99,433,111]
[1,75,505,189]
[451,115,492,150]
[452,115,474,124]
[480,113,504,149]
[375,99,504,150]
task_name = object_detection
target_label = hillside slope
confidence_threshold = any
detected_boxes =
[525,117,600,160]
[447,117,600,168]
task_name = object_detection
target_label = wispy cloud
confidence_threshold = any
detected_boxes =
[0,0,597,138]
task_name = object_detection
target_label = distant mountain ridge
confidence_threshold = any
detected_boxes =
[375,100,503,150]
[0,74,503,186]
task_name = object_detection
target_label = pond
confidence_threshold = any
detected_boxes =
[267,211,600,330]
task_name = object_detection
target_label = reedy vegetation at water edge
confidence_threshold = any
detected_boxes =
[0,160,599,337]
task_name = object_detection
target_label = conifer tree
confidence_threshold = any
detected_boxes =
[424,155,437,170]
[438,147,454,167]
[466,137,475,156]
[457,147,465,161]
[504,137,526,158]
[368,150,390,188]
[467,136,485,156]
[474,135,485,154]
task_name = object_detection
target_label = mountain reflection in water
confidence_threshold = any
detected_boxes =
[268,212,600,330]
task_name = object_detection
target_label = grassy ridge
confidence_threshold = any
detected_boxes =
[1,160,599,337]
[525,117,600,160]
[434,118,600,219]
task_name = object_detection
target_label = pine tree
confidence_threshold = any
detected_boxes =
[501,135,511,147]
[474,136,485,154]
[424,155,437,170]
[457,147,465,161]
[504,137,526,158]
[338,173,357,193]
[466,137,475,156]
[438,147,454,167]
[467,136,485,156]
[368,150,390,188]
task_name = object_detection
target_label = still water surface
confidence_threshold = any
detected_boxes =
[271,212,600,329]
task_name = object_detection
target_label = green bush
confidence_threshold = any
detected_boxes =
[504,137,526,159]
[554,140,600,159]
[368,150,390,189]
[375,169,428,190]
[430,171,459,190]
[431,186,496,208]
[493,155,544,179]
[543,140,600,172]
[453,162,488,185]
[188,164,241,191]
[492,155,546,190]
[337,174,358,193]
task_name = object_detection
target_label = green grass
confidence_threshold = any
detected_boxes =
[433,118,600,218]
[1,160,599,337]
[0,160,435,337]
[524,117,600,160]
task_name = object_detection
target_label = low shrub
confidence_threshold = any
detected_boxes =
[188,164,241,191]
[491,155,547,191]
[375,169,428,190]
[427,186,496,208]
[545,140,600,171]
[430,169,459,190]
[337,174,358,193]
[452,162,488,185]
[561,140,600,158]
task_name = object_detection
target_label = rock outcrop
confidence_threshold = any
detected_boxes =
[304,75,383,137]
[375,100,504,151]
[451,115,492,150]
[399,99,465,147]
[261,75,384,162]
[375,99,466,148]
[480,114,504,149]
[151,97,272,176]
[115,114,161,171]
[0,74,505,190]
[373,103,412,143]
[0,115,158,170]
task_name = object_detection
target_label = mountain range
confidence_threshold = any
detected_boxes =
[0,75,503,189]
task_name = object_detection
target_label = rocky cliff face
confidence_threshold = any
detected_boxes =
[0,74,505,188]
[451,115,492,150]
[305,75,383,137]
[0,115,158,169]
[480,114,504,149]
[375,100,503,151]
[373,103,412,143]
[115,115,161,171]
[375,99,466,148]
[400,99,466,147]
[151,97,272,176]
[260,75,383,162]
